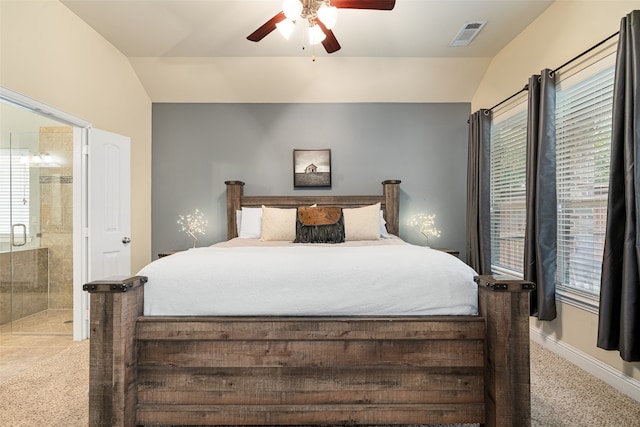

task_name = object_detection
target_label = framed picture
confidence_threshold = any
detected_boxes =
[293,149,332,188]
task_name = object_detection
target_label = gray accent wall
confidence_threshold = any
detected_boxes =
[151,103,470,260]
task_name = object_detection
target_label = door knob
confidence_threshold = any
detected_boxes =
[122,237,131,245]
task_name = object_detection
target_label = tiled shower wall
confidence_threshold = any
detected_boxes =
[0,248,49,325]
[1,126,73,327]
[38,126,73,310]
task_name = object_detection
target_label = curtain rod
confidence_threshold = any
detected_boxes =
[552,31,619,74]
[487,30,620,112]
[488,85,528,111]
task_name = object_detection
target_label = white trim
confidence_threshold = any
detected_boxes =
[73,127,90,341]
[530,326,640,402]
[556,287,599,315]
[491,265,523,279]
[0,87,91,128]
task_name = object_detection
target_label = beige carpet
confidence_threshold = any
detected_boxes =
[1,340,639,427]
[0,339,89,426]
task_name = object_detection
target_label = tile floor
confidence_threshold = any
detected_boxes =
[0,309,73,335]
[0,309,74,384]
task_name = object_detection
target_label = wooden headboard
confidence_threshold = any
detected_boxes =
[225,180,401,240]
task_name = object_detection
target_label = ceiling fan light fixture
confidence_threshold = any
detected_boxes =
[283,0,303,20]
[248,0,396,55]
[276,18,296,40]
[308,24,326,45]
[317,4,337,29]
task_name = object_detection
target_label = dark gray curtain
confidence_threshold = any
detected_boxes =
[466,109,492,274]
[597,10,640,362]
[524,70,557,320]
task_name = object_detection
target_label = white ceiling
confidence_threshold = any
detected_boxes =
[60,0,555,102]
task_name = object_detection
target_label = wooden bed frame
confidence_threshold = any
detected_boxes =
[84,180,535,427]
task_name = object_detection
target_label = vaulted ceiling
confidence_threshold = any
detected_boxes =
[61,0,555,102]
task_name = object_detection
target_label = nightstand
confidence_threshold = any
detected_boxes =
[158,250,183,258]
[434,248,460,257]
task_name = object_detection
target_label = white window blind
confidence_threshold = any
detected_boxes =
[0,148,30,236]
[490,104,528,276]
[555,58,615,296]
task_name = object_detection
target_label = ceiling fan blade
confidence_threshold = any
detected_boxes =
[247,11,286,42]
[331,0,395,10]
[314,18,341,53]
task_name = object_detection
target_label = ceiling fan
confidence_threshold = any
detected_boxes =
[247,0,396,54]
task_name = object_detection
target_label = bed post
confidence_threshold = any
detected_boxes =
[225,180,245,239]
[83,275,147,427]
[475,275,536,427]
[382,179,401,235]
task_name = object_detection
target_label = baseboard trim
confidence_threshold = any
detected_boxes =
[530,326,640,402]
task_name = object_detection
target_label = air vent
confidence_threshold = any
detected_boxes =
[450,21,487,47]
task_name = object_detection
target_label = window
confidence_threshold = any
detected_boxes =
[0,148,30,237]
[486,52,615,307]
[555,56,615,297]
[490,103,528,276]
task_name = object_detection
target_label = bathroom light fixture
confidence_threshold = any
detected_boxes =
[277,0,338,45]
[29,152,59,167]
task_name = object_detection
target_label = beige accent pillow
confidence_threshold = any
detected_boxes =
[261,206,297,241]
[343,202,381,241]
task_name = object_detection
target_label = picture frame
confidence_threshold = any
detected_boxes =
[293,149,332,188]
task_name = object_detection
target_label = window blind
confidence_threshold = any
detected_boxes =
[490,106,528,276]
[555,62,615,296]
[0,148,30,236]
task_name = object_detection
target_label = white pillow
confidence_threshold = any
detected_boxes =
[238,207,262,239]
[261,206,297,241]
[380,210,391,238]
[343,203,381,241]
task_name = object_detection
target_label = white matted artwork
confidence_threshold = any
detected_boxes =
[293,149,331,188]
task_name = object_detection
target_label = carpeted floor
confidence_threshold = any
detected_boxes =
[0,339,89,427]
[0,340,639,427]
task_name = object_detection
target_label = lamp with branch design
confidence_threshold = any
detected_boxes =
[177,209,208,248]
[408,213,441,247]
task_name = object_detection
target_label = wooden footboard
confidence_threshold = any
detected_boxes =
[84,275,534,427]
[134,317,485,425]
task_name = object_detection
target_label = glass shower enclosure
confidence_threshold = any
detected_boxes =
[0,100,74,335]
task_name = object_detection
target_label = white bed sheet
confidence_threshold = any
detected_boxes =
[140,238,479,316]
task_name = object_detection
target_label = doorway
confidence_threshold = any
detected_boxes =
[1,87,132,341]
[0,101,77,335]
[0,87,95,341]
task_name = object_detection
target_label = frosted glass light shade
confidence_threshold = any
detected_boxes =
[308,24,326,45]
[276,18,296,39]
[283,0,303,20]
[317,5,337,29]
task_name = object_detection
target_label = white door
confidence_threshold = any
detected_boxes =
[88,128,131,280]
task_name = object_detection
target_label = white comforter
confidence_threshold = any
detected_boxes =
[140,239,479,316]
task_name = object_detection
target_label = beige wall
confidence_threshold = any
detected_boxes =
[472,1,637,110]
[0,0,152,272]
[472,1,640,381]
